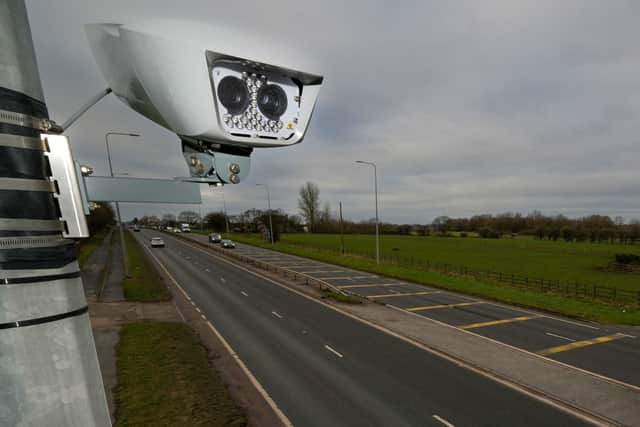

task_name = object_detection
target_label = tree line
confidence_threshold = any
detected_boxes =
[127,181,640,246]
[434,212,640,244]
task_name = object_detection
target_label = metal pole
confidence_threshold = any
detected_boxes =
[355,160,380,265]
[221,186,230,234]
[257,184,274,244]
[373,163,380,266]
[0,2,111,425]
[339,201,345,254]
[105,132,139,278]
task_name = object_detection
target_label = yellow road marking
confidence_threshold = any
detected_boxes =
[337,283,408,289]
[407,301,485,312]
[537,333,627,356]
[460,315,542,330]
[279,265,317,268]
[298,270,346,274]
[369,291,441,299]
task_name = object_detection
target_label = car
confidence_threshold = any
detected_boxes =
[133,225,140,232]
[220,239,235,249]
[209,233,222,243]
[150,237,165,248]
[173,228,182,233]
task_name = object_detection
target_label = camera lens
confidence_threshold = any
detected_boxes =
[217,76,249,115]
[257,84,288,121]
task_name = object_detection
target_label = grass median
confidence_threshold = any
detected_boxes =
[122,231,170,302]
[227,234,640,325]
[115,321,245,427]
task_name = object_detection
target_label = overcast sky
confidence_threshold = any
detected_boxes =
[25,1,640,224]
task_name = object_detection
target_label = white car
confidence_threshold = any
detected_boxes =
[150,237,165,248]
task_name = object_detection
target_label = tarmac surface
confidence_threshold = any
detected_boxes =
[137,230,591,427]
[184,233,640,389]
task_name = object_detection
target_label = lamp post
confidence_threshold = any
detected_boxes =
[221,185,230,234]
[106,132,140,277]
[355,160,380,266]
[256,184,274,244]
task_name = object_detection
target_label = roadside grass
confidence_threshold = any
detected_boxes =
[77,226,110,269]
[278,233,640,292]
[114,321,246,427]
[228,234,640,325]
[122,231,170,302]
[321,290,363,304]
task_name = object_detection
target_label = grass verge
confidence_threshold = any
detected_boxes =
[123,231,170,302]
[77,226,110,269]
[115,321,246,427]
[229,234,640,325]
[321,290,363,304]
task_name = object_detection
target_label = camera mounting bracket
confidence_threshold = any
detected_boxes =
[43,134,208,238]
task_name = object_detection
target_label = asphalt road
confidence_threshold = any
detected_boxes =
[138,230,587,427]
[185,234,640,389]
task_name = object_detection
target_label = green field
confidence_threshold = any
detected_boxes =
[279,233,640,292]
[219,232,640,324]
[115,321,245,426]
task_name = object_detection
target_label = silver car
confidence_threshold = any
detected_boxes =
[220,239,235,249]
[150,237,165,248]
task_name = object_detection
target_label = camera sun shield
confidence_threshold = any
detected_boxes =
[86,23,324,150]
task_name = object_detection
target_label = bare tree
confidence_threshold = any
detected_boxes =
[298,182,320,232]
[178,210,200,224]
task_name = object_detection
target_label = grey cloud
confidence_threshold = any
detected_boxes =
[23,0,640,223]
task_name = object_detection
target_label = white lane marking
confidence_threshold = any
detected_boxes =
[271,311,283,319]
[201,314,206,320]
[241,291,249,297]
[546,332,575,342]
[170,235,640,400]
[196,307,201,313]
[220,277,226,283]
[191,301,196,306]
[173,301,186,322]
[324,344,343,358]
[433,414,455,427]
[140,242,293,427]
[205,268,211,272]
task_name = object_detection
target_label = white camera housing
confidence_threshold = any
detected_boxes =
[85,22,324,149]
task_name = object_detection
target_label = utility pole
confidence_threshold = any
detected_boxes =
[0,1,111,426]
[105,132,139,278]
[339,201,345,254]
[355,160,380,266]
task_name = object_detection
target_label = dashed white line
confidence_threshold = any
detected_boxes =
[201,314,206,320]
[545,332,575,342]
[205,268,210,272]
[190,301,196,306]
[271,311,283,319]
[241,291,249,297]
[324,344,343,358]
[433,414,455,427]
[195,307,201,313]
[220,277,226,283]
